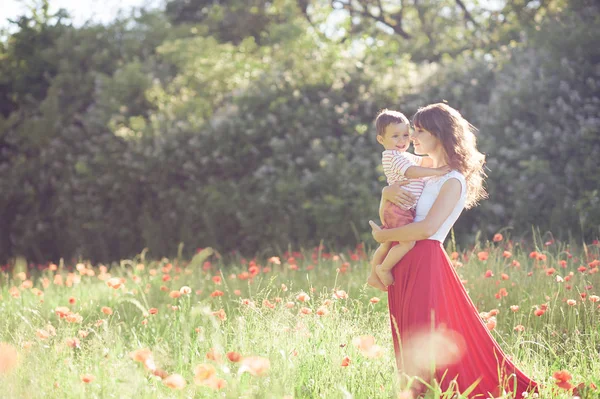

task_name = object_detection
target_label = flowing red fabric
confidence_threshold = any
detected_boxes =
[387,240,538,398]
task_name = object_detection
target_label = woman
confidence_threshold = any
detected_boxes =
[369,103,538,398]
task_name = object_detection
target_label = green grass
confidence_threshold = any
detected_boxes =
[1,238,599,398]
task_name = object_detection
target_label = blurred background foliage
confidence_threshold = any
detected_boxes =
[1,0,599,263]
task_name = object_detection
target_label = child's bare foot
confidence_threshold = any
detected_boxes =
[376,265,394,287]
[367,273,387,291]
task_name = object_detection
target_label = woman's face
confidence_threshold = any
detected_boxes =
[411,125,440,155]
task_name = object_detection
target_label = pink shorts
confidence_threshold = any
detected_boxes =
[382,202,415,229]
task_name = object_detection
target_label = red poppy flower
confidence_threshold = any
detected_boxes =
[226,351,242,362]
[341,356,351,367]
[212,309,227,321]
[179,286,192,295]
[240,356,270,376]
[534,309,545,316]
[333,290,348,299]
[296,293,310,302]
[316,306,329,316]
[194,364,216,383]
[163,374,186,389]
[106,278,123,289]
[80,374,95,383]
[129,348,156,371]
[553,370,575,390]
[206,348,222,362]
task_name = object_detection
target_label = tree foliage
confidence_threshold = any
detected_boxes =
[0,0,598,263]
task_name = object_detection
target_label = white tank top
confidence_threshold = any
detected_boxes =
[414,170,467,242]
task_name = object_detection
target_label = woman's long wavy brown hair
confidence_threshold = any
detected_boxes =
[412,103,487,209]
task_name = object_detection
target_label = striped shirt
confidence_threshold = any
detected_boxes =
[382,150,425,210]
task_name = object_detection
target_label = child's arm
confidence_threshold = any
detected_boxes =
[404,165,451,179]
[389,152,449,179]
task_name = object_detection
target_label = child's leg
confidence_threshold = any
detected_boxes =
[376,241,415,287]
[367,242,391,291]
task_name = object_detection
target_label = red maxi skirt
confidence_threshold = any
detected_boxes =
[387,240,538,398]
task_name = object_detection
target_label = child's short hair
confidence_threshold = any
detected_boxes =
[375,109,410,136]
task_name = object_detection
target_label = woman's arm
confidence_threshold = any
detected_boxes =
[370,178,462,242]
[382,182,416,208]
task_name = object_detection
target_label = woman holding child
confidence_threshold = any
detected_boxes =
[369,103,538,398]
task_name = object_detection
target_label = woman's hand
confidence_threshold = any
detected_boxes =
[382,181,416,208]
[369,220,386,243]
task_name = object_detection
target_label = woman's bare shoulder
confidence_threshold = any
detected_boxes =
[439,171,466,196]
[442,170,466,185]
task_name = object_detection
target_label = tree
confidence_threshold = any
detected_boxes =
[303,0,563,61]
[165,0,300,44]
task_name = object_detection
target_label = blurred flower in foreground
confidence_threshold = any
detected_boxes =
[400,327,466,377]
[352,335,384,358]
[163,374,186,389]
[296,292,310,302]
[0,343,19,374]
[129,348,156,371]
[106,278,123,289]
[194,364,227,389]
[239,356,270,376]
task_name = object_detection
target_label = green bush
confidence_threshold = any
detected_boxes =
[136,68,393,256]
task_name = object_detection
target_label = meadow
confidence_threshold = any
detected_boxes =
[1,234,599,399]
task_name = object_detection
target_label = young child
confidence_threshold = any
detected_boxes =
[367,109,450,290]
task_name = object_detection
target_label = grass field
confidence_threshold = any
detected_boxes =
[1,235,599,398]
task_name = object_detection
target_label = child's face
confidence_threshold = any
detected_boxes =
[377,123,411,151]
